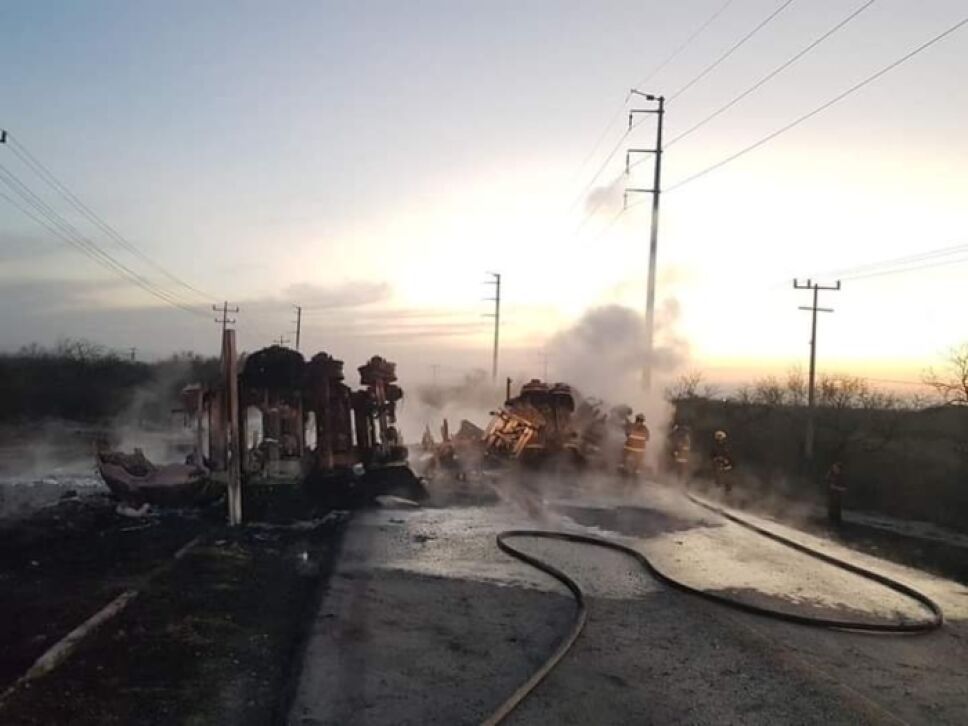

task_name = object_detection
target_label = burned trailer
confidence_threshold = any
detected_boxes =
[304,352,355,472]
[239,345,308,480]
[351,356,407,467]
[159,343,425,510]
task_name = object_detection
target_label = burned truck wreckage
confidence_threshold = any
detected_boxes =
[421,378,644,480]
[97,343,425,511]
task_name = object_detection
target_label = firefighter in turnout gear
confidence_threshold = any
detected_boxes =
[622,413,650,475]
[711,430,734,493]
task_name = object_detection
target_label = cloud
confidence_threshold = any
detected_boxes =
[0,276,127,313]
[281,280,391,309]
[0,231,68,263]
[231,279,393,315]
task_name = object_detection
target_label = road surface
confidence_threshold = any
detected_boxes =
[291,480,968,725]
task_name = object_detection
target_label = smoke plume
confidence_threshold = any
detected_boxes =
[545,302,688,404]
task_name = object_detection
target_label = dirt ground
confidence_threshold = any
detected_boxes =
[0,491,347,726]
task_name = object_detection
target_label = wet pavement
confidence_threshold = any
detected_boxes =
[293,479,968,725]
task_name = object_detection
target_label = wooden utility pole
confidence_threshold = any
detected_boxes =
[484,272,501,382]
[793,278,841,461]
[625,90,664,392]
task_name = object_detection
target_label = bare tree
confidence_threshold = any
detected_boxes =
[54,338,111,362]
[753,376,786,406]
[732,384,754,405]
[786,365,807,406]
[664,370,705,402]
[815,374,902,460]
[923,343,968,405]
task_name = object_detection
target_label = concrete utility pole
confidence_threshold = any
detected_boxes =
[292,305,302,351]
[212,301,239,337]
[221,328,242,526]
[484,272,501,382]
[624,89,664,393]
[793,278,841,461]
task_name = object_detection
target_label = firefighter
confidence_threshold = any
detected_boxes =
[667,423,692,482]
[826,460,846,525]
[622,413,650,475]
[711,430,734,493]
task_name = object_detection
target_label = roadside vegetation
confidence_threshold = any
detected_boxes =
[0,339,219,425]
[664,345,968,531]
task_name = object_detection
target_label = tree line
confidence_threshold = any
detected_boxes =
[0,339,219,424]
[665,342,968,410]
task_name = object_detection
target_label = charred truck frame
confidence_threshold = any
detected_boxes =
[181,346,422,505]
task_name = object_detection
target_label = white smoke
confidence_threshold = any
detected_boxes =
[545,302,688,403]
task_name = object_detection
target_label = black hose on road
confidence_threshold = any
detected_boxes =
[483,491,944,725]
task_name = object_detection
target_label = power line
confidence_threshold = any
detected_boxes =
[568,117,645,214]
[0,163,206,316]
[1,131,218,304]
[565,1,737,216]
[667,0,878,148]
[813,239,968,280]
[570,0,796,229]
[669,0,799,102]
[843,254,968,282]
[633,0,737,90]
[666,14,968,193]
[0,164,202,314]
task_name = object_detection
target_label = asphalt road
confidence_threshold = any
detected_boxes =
[291,480,968,725]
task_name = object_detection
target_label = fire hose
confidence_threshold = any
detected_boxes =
[482,492,944,726]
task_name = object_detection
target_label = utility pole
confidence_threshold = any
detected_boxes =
[292,305,302,351]
[624,89,664,393]
[212,301,239,337]
[275,335,290,347]
[484,272,501,382]
[128,347,137,362]
[431,364,440,387]
[793,278,841,461]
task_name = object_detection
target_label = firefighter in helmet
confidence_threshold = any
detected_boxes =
[622,413,650,475]
[711,429,734,493]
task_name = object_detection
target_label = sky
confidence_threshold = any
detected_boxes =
[1,0,967,395]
